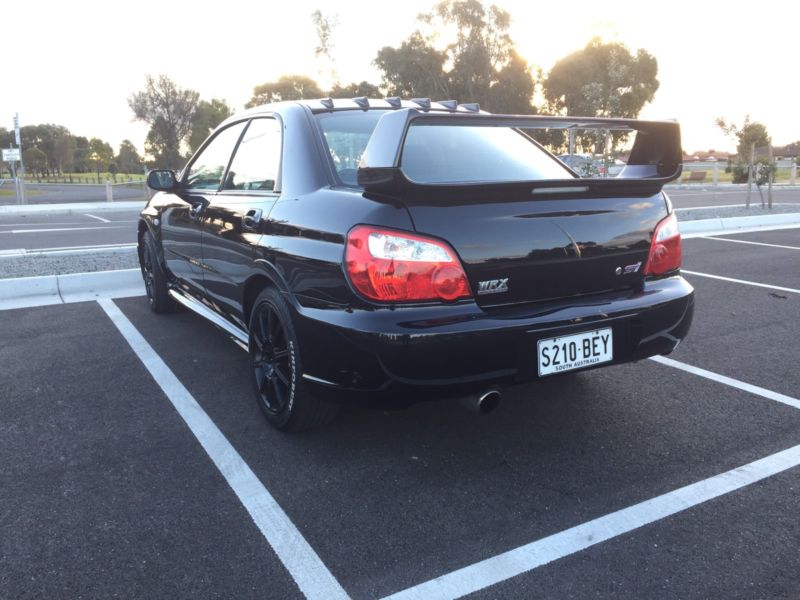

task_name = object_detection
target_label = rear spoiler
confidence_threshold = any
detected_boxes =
[357,109,682,198]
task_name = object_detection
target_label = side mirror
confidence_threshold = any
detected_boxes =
[147,169,179,192]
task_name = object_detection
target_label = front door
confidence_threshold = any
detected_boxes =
[201,117,282,328]
[167,120,249,296]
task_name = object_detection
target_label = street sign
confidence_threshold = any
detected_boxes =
[2,148,21,162]
[13,113,20,145]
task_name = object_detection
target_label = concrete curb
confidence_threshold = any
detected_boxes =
[0,200,146,216]
[0,243,137,259]
[680,212,800,238]
[0,269,144,311]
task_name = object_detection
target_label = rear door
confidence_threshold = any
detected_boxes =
[201,117,282,328]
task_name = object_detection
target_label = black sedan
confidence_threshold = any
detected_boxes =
[139,98,694,431]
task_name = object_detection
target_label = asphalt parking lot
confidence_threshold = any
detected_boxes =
[2,228,799,599]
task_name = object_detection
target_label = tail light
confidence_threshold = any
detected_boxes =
[345,225,472,303]
[644,213,682,276]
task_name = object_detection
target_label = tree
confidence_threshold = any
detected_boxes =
[88,137,114,177]
[328,81,382,98]
[312,9,339,88]
[715,116,771,162]
[715,116,772,183]
[245,75,323,108]
[53,132,77,174]
[188,98,233,154]
[116,140,143,174]
[129,74,199,169]
[544,38,659,118]
[374,0,535,113]
[22,147,48,177]
[73,136,90,173]
[542,38,659,152]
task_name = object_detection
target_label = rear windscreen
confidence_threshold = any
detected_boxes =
[402,124,574,184]
[315,111,575,186]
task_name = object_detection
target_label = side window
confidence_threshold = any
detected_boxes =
[222,118,282,192]
[185,121,247,190]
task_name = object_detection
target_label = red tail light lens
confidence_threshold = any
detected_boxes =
[345,226,472,302]
[644,213,682,276]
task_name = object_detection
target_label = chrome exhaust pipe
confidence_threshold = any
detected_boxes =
[460,389,502,414]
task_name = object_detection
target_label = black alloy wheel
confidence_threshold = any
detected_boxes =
[140,230,174,313]
[142,242,156,303]
[248,287,339,431]
[251,302,294,416]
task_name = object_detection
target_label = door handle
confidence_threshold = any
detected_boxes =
[189,202,205,219]
[242,209,263,231]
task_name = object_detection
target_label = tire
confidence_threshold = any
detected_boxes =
[248,287,339,431]
[140,230,175,313]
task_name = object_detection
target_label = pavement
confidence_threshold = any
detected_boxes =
[1,226,799,599]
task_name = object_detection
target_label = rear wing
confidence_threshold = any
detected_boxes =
[357,109,682,197]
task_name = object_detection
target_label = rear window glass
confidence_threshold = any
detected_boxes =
[402,125,573,184]
[314,111,574,186]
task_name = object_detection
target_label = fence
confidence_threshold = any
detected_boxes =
[0,178,149,205]
[680,160,798,185]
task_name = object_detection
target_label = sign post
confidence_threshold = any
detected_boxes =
[12,114,25,204]
[2,147,22,204]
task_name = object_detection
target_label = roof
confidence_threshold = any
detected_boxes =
[241,97,484,117]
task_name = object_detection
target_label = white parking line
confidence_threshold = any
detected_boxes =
[682,270,800,295]
[701,236,800,251]
[84,213,111,223]
[650,355,800,410]
[97,299,349,600]
[383,444,800,600]
[0,226,127,234]
[382,352,800,599]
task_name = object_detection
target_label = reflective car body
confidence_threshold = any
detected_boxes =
[138,98,694,413]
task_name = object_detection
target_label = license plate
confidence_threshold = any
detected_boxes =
[537,328,613,377]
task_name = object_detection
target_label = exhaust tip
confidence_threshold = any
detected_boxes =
[460,389,502,414]
[477,390,502,414]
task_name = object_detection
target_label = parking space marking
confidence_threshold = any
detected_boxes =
[97,298,349,600]
[382,444,800,600]
[0,226,127,234]
[701,236,800,251]
[682,270,800,295]
[84,213,111,223]
[650,356,800,411]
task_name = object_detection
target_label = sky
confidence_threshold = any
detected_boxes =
[2,0,798,156]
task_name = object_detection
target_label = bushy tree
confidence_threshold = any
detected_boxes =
[116,140,143,174]
[188,98,232,154]
[374,0,535,113]
[543,38,659,152]
[544,38,659,118]
[715,116,771,162]
[88,137,114,176]
[328,81,382,98]
[22,147,48,176]
[245,75,323,108]
[129,75,199,169]
[73,136,90,173]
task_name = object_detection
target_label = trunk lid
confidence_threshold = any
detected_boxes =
[405,191,667,307]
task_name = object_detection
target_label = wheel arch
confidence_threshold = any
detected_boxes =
[242,260,293,326]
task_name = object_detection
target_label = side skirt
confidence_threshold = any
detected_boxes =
[168,288,249,350]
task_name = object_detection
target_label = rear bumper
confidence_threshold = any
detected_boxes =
[291,275,694,402]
